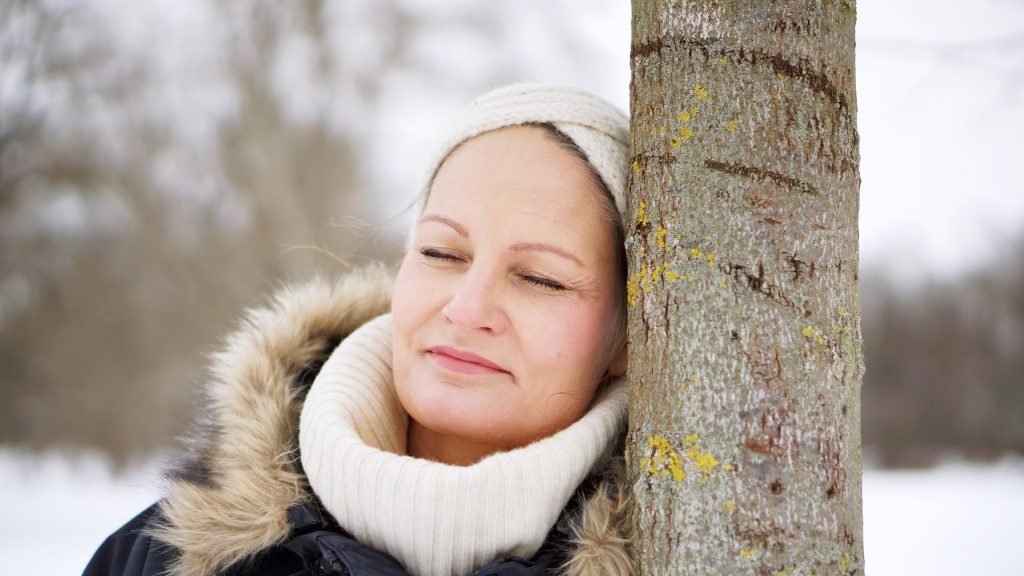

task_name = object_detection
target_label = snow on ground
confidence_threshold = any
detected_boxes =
[1,448,1022,574]
[0,449,162,572]
[863,458,1024,576]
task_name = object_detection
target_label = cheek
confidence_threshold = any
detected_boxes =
[391,254,427,331]
[391,256,425,415]
[522,301,617,380]
[391,256,434,392]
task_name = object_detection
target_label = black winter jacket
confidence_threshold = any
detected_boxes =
[84,499,587,575]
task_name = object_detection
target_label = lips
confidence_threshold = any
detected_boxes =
[427,346,508,376]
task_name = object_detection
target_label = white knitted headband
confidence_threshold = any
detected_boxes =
[419,83,630,221]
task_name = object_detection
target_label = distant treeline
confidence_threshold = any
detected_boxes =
[861,236,1024,467]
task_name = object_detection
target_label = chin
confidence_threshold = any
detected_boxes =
[403,383,519,444]
[394,360,592,452]
[418,395,585,452]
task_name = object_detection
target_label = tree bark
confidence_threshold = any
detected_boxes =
[626,1,864,574]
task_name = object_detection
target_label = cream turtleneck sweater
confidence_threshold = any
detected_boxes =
[298,314,627,576]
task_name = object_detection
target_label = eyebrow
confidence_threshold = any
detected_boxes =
[418,214,469,237]
[510,242,584,267]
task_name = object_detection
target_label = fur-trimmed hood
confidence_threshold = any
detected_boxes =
[152,266,630,576]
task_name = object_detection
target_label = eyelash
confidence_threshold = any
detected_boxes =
[521,275,566,292]
[418,248,567,292]
[420,248,462,262]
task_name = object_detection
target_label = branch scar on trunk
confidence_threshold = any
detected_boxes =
[705,159,819,197]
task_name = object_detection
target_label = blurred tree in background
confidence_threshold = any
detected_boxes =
[861,238,1024,467]
[0,0,1020,467]
[0,0,371,458]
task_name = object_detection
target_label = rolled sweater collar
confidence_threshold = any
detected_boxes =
[299,314,628,576]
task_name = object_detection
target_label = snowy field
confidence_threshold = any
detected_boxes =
[2,449,1022,574]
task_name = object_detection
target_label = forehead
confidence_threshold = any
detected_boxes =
[425,126,610,235]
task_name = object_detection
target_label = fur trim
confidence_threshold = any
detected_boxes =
[150,264,632,576]
[562,464,632,576]
[152,266,393,576]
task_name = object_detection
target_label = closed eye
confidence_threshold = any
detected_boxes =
[521,274,566,291]
[420,248,464,263]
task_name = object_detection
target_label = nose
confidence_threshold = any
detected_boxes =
[441,266,507,333]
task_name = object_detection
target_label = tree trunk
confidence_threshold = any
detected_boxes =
[626,1,864,574]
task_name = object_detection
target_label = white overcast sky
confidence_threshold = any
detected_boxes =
[856,0,1024,281]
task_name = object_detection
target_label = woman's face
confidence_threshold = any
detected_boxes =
[391,126,625,457]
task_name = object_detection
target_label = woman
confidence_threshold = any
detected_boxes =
[85,84,632,576]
